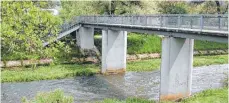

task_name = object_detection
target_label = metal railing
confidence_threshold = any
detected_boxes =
[58,14,228,35]
[79,14,228,32]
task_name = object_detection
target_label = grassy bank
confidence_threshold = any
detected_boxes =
[1,64,99,83]
[127,54,228,71]
[2,55,227,83]
[21,87,228,103]
[94,33,228,54]
[22,89,73,103]
[99,88,228,103]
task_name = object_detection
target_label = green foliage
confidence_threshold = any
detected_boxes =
[127,33,161,54]
[1,1,70,61]
[90,1,142,15]
[22,89,73,103]
[193,55,228,67]
[189,1,228,14]
[157,1,188,14]
[194,40,228,50]
[60,1,96,21]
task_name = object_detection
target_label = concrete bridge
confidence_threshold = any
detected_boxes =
[44,14,228,101]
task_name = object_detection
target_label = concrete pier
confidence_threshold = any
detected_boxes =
[102,30,127,74]
[160,37,194,101]
[76,27,94,49]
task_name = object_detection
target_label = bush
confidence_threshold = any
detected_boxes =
[22,89,73,103]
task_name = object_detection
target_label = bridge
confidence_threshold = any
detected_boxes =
[44,14,228,101]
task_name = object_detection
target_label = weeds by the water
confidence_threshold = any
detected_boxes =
[21,89,73,103]
[2,64,99,82]
[98,88,228,103]
[97,98,155,103]
[127,55,228,71]
[22,88,227,103]
[2,55,228,82]
[180,88,228,103]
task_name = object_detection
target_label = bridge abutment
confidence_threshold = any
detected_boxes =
[102,30,127,74]
[160,37,194,101]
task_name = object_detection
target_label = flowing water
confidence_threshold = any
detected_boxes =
[1,64,228,103]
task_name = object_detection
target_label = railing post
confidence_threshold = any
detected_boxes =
[132,16,134,25]
[177,15,181,28]
[96,15,98,24]
[190,17,193,29]
[200,15,203,31]
[145,16,148,26]
[218,16,221,30]
[160,16,163,27]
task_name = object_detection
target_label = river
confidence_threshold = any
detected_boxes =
[1,64,228,103]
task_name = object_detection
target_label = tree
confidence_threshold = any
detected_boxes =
[188,1,228,14]
[1,1,69,61]
[156,1,188,14]
[91,0,143,15]
[60,1,96,21]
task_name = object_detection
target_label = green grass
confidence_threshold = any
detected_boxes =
[127,55,228,71]
[179,88,228,103]
[97,98,155,103]
[95,33,228,54]
[24,87,227,103]
[21,89,73,103]
[2,55,228,83]
[1,64,99,83]
[99,88,228,103]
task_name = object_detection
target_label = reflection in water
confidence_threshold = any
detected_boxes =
[1,64,228,103]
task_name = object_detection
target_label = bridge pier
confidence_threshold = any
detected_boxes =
[101,30,127,74]
[76,27,94,49]
[160,37,194,101]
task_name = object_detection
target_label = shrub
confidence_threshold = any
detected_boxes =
[22,89,73,103]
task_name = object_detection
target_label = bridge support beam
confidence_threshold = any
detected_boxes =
[102,30,127,74]
[160,37,194,101]
[76,27,94,49]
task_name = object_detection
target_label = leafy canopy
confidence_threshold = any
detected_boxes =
[1,1,70,61]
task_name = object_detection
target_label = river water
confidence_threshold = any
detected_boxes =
[1,64,228,103]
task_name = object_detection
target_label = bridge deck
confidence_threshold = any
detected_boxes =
[44,14,228,46]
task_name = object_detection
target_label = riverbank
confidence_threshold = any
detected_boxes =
[99,87,228,103]
[1,55,228,83]
[3,64,227,103]
[20,88,228,103]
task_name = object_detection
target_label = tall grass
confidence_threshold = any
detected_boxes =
[22,89,73,103]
